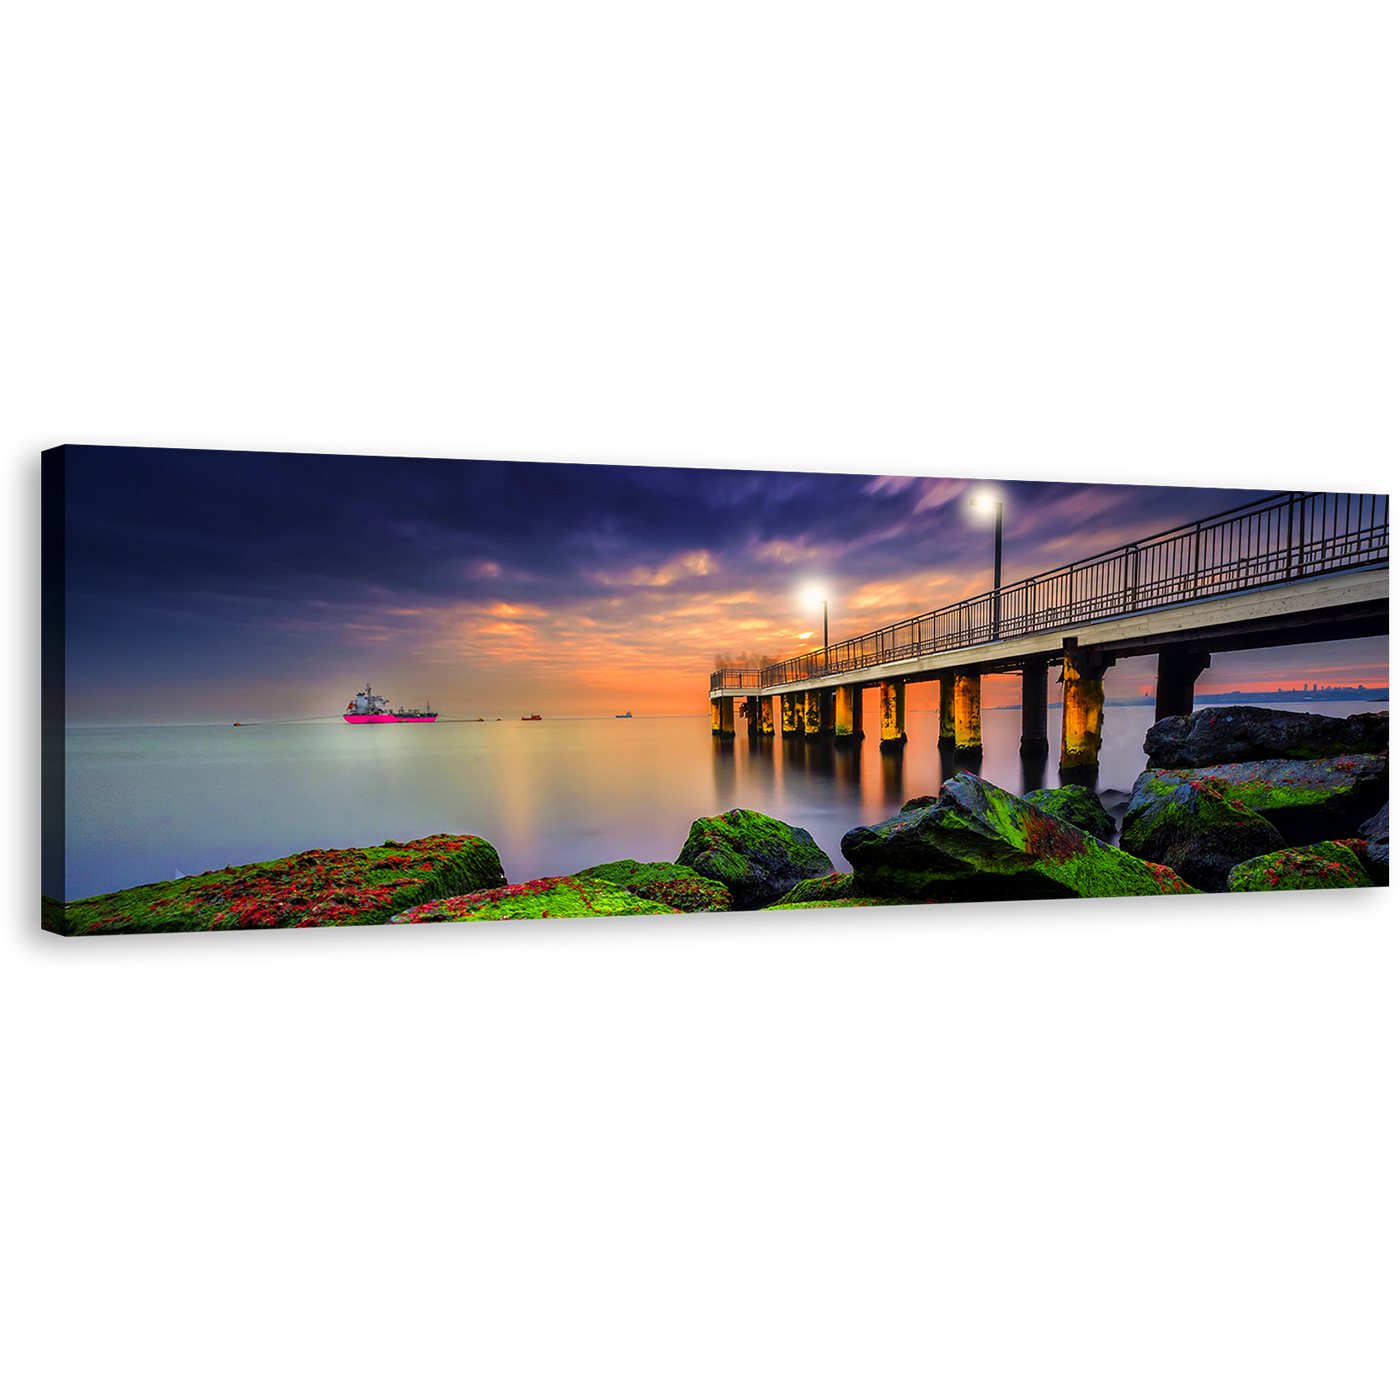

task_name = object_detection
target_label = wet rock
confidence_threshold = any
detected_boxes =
[1120,775,1286,893]
[771,871,861,905]
[390,875,680,923]
[841,772,1199,902]
[1226,841,1374,893]
[573,858,732,912]
[1144,706,1387,767]
[1357,802,1389,885]
[1131,755,1387,845]
[900,795,939,813]
[1022,784,1116,840]
[677,809,835,910]
[62,833,508,935]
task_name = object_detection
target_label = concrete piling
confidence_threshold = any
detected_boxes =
[1020,662,1049,755]
[834,685,863,744]
[1155,646,1211,721]
[803,689,823,738]
[953,672,982,753]
[1060,642,1110,771]
[879,680,906,750]
[937,671,956,747]
[759,695,775,736]
[781,694,801,736]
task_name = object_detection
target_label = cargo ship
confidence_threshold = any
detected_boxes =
[344,683,438,724]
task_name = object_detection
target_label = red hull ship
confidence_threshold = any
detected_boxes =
[344,682,438,724]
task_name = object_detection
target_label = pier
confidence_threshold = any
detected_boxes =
[709,490,1388,772]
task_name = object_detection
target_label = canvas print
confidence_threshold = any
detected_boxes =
[41,446,1389,935]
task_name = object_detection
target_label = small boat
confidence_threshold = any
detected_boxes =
[475,717,484,722]
[521,714,542,721]
[615,711,633,718]
[232,722,243,726]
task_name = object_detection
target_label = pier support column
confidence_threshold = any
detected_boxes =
[1020,662,1049,755]
[803,689,823,738]
[834,685,864,744]
[1155,646,1211,722]
[953,672,982,754]
[879,681,907,750]
[759,695,775,736]
[715,695,736,739]
[744,695,760,737]
[1060,641,1112,772]
[937,671,956,748]
[711,698,721,735]
[781,694,801,736]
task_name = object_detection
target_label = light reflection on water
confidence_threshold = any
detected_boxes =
[62,701,1382,901]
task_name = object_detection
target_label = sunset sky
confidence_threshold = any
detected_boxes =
[60,445,1388,725]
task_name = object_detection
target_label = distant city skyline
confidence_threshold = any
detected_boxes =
[58,446,1388,724]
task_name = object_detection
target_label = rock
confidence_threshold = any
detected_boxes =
[763,897,911,910]
[61,833,508,935]
[1022,784,1117,839]
[1226,841,1374,892]
[1130,755,1387,845]
[676,809,835,910]
[900,795,939,813]
[573,858,732,912]
[1357,802,1389,885]
[841,772,1199,902]
[41,895,66,935]
[771,871,861,904]
[1144,706,1387,767]
[1120,775,1286,892]
[390,875,680,923]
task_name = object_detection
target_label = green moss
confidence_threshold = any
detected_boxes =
[62,834,507,936]
[762,897,911,909]
[574,859,732,912]
[772,872,859,905]
[389,875,681,923]
[1022,785,1116,839]
[676,809,835,909]
[41,895,66,935]
[1227,842,1374,892]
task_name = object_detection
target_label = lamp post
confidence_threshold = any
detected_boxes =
[801,584,829,650]
[970,497,1004,639]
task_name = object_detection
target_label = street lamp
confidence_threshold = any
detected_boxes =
[969,497,1003,639]
[800,583,829,649]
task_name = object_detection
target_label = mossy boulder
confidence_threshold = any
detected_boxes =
[1144,706,1388,767]
[1357,802,1388,885]
[41,895,66,935]
[676,809,835,910]
[389,875,680,923]
[1226,841,1375,893]
[841,772,1199,902]
[573,858,732,912]
[1021,784,1116,840]
[61,834,507,936]
[1136,755,1386,845]
[771,872,860,905]
[763,897,911,910]
[1120,775,1285,892]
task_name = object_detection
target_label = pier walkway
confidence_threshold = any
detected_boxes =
[707,490,1388,770]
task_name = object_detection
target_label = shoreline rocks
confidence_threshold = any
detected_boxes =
[1144,706,1387,767]
[676,809,835,910]
[390,875,680,923]
[1226,841,1374,893]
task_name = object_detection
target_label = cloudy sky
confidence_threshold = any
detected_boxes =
[60,445,1387,724]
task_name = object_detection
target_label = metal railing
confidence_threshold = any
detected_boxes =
[709,490,1388,692]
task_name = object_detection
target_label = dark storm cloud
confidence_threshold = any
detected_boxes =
[62,444,1268,624]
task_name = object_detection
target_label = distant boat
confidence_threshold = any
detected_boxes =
[615,711,633,718]
[522,714,542,721]
[232,722,243,726]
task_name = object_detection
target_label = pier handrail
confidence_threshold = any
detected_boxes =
[709,489,1388,691]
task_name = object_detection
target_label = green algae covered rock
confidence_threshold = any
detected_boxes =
[1138,755,1386,845]
[41,895,66,935]
[573,858,732,912]
[900,795,939,813]
[676,809,835,910]
[763,897,911,910]
[1120,775,1285,893]
[1021,784,1116,840]
[1226,841,1375,893]
[1144,706,1388,766]
[771,872,861,905]
[389,875,680,923]
[841,772,1199,902]
[62,833,507,936]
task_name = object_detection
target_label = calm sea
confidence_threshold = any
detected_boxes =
[62,700,1383,901]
